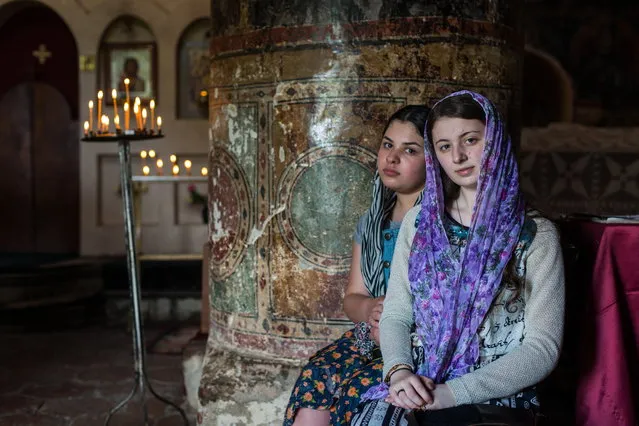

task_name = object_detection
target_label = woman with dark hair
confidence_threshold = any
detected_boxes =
[283,105,430,426]
[351,91,565,426]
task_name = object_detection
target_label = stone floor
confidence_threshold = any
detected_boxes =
[0,325,200,426]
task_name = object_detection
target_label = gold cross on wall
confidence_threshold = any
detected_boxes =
[32,44,52,65]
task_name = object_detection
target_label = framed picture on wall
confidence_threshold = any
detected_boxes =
[99,42,158,105]
[176,19,211,119]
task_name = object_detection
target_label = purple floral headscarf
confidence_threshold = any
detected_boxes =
[362,90,524,401]
[410,90,524,382]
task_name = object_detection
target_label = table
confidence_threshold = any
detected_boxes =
[560,220,639,426]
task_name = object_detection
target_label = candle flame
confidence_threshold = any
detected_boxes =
[201,167,208,176]
[157,116,162,127]
[124,78,130,85]
[89,100,93,108]
[123,102,129,111]
[172,165,180,175]
[140,150,148,159]
[98,90,103,99]
[142,108,147,118]
[142,166,150,176]
[156,159,163,168]
[84,121,89,130]
[114,115,120,125]
[134,97,141,106]
[169,154,177,163]
[184,160,192,168]
[150,100,155,109]
[148,150,156,158]
[133,104,139,114]
[112,89,117,98]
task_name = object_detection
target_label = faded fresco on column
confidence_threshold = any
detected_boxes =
[209,104,258,315]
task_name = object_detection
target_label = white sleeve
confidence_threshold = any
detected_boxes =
[379,206,419,380]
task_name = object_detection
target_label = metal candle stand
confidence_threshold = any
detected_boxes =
[82,133,189,426]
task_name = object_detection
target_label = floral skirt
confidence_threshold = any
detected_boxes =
[283,328,384,426]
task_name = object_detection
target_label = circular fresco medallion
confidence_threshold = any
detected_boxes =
[277,144,376,273]
[209,147,252,280]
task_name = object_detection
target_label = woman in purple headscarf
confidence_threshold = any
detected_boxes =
[350,91,565,426]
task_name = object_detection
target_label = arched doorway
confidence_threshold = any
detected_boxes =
[0,2,79,254]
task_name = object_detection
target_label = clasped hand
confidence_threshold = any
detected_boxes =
[367,297,384,345]
[385,370,455,411]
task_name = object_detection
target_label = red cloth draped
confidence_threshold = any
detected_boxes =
[563,221,639,426]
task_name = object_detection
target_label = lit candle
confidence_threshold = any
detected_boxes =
[156,116,162,133]
[114,115,120,131]
[142,108,147,129]
[142,165,150,176]
[83,121,89,136]
[97,91,103,125]
[124,78,130,107]
[169,154,177,164]
[101,114,109,133]
[123,102,130,131]
[134,97,142,130]
[172,164,180,176]
[201,166,208,176]
[156,159,164,175]
[184,160,192,176]
[150,100,155,130]
[148,150,156,159]
[133,104,140,130]
[140,150,148,160]
[88,101,94,131]
[111,89,118,123]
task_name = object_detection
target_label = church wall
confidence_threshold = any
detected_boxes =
[0,0,211,256]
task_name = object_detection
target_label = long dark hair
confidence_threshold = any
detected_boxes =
[426,94,524,296]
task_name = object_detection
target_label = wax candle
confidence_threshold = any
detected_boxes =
[142,108,147,129]
[124,78,130,107]
[133,104,140,130]
[150,100,155,130]
[140,150,147,159]
[156,159,164,175]
[83,121,89,136]
[114,115,120,130]
[169,154,177,164]
[184,160,192,176]
[112,89,118,123]
[88,101,94,131]
[201,166,208,176]
[172,164,179,176]
[124,102,130,131]
[97,91,103,124]
[148,150,156,159]
[156,116,162,133]
[142,165,150,176]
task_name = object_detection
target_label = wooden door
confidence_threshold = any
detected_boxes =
[0,83,78,254]
[0,3,79,255]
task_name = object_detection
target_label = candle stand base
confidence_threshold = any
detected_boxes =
[82,135,189,426]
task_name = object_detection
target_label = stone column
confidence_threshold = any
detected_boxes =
[199,1,523,424]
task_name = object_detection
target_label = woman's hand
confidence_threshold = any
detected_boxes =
[422,384,455,410]
[367,297,385,328]
[385,370,435,410]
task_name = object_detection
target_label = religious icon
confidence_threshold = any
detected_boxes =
[99,42,157,105]
[177,19,211,119]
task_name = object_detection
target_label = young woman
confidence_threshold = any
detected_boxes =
[283,105,430,426]
[351,91,565,426]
